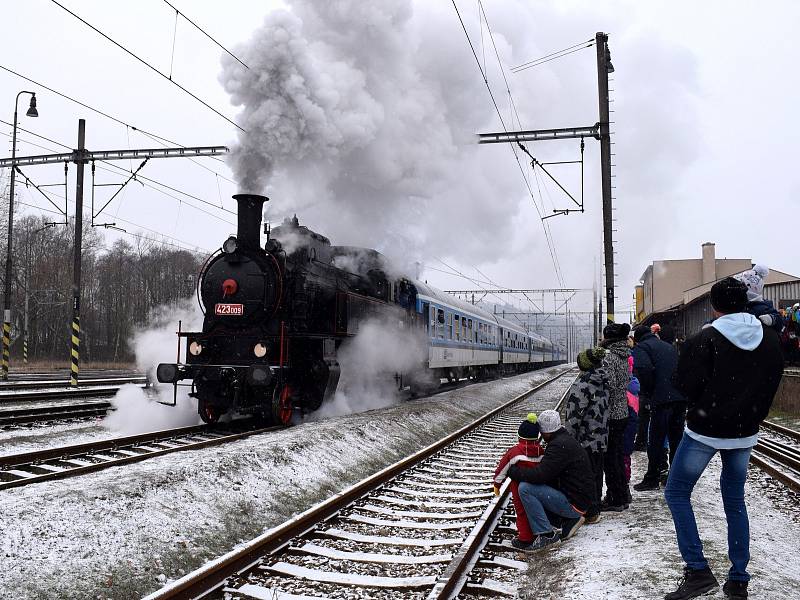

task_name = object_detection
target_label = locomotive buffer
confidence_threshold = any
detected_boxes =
[0,118,228,385]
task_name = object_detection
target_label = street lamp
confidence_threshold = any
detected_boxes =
[2,91,38,380]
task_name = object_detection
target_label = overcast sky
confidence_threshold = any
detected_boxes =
[2,0,798,327]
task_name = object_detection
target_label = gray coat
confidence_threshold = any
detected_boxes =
[602,340,631,421]
[565,366,610,452]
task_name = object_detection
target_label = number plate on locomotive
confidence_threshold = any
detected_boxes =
[215,303,244,316]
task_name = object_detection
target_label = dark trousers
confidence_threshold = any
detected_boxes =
[603,418,629,506]
[585,448,604,515]
[643,401,687,482]
[634,397,650,449]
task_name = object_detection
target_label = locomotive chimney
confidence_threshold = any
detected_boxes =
[232,194,268,250]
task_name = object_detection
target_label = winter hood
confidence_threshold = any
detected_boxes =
[712,313,763,350]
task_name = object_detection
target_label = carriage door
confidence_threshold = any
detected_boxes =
[499,327,504,363]
[422,302,431,336]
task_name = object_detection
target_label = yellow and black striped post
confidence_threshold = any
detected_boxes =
[69,120,87,389]
[1,318,10,380]
[70,318,80,387]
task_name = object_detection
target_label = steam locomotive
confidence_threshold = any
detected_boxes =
[157,194,564,425]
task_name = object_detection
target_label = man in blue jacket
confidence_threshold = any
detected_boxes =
[631,325,686,491]
[662,277,783,600]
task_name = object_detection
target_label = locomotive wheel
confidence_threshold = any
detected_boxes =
[272,384,293,426]
[199,402,220,424]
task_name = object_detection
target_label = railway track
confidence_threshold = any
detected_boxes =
[0,375,146,392]
[143,368,577,600]
[751,420,800,493]
[0,400,112,426]
[0,420,280,490]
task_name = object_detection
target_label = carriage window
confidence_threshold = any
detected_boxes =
[448,313,453,339]
[455,314,460,340]
[436,309,444,338]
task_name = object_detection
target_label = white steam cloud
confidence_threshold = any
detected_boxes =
[219,0,526,269]
[311,315,429,419]
[103,300,203,435]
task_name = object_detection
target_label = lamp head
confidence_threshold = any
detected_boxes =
[25,94,38,118]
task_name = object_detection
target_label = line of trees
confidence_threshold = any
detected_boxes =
[3,213,203,364]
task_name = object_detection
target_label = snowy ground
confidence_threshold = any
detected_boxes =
[0,420,111,454]
[518,451,800,600]
[1,366,570,599]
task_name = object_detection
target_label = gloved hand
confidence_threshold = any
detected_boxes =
[758,314,774,326]
[508,465,524,482]
[493,485,500,496]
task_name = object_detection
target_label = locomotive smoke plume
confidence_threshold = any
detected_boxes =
[219,0,531,271]
[311,315,429,419]
[103,300,203,435]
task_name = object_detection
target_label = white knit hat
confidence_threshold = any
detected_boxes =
[734,264,768,301]
[537,409,562,434]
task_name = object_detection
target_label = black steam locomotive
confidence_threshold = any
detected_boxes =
[156,194,419,425]
[157,194,564,425]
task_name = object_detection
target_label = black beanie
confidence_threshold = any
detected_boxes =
[710,277,748,314]
[518,413,541,440]
[633,325,651,343]
[602,322,631,342]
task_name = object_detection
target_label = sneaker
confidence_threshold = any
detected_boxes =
[585,513,602,524]
[660,470,670,485]
[524,531,560,553]
[723,580,748,599]
[560,515,585,540]
[510,537,533,551]
[633,478,660,491]
[664,567,719,600]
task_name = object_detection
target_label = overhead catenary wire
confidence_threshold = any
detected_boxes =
[0,120,236,223]
[511,38,595,72]
[0,63,236,183]
[48,1,245,133]
[452,1,564,286]
[162,0,249,70]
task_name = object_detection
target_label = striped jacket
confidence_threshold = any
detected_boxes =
[493,439,544,486]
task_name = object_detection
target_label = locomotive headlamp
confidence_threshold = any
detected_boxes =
[253,342,268,358]
[189,341,203,356]
[223,236,238,254]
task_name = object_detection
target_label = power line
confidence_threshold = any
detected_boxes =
[162,0,249,70]
[511,38,595,72]
[48,0,245,133]
[0,120,236,222]
[453,1,564,286]
[14,187,211,254]
[0,63,236,183]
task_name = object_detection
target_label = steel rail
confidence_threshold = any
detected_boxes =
[0,375,146,391]
[0,420,280,490]
[144,367,577,600]
[0,400,111,425]
[0,384,146,404]
[761,420,800,444]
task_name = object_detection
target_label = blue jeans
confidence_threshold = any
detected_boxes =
[664,433,752,582]
[518,483,581,535]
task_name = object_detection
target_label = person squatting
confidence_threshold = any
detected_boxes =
[492,270,784,600]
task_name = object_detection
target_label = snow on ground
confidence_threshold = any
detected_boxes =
[518,451,800,600]
[0,420,112,455]
[0,367,570,599]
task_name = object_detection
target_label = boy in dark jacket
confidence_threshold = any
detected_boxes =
[508,410,595,552]
[565,346,609,522]
[493,413,545,550]
[662,277,783,600]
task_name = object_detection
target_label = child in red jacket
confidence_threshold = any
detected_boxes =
[493,413,544,549]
